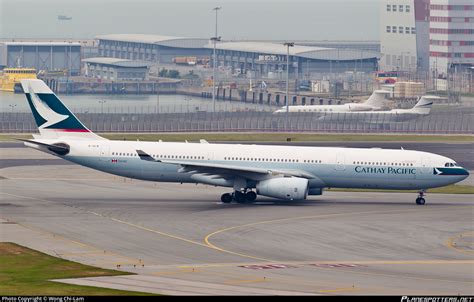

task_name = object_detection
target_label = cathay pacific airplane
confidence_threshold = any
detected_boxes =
[273,90,390,114]
[317,95,438,123]
[20,80,468,205]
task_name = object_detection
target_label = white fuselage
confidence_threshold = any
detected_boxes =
[274,103,376,114]
[316,107,429,123]
[26,139,469,192]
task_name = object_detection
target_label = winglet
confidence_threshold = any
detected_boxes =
[136,150,159,162]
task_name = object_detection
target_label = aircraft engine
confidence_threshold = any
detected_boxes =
[256,177,309,200]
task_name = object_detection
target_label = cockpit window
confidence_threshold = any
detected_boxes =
[445,162,458,167]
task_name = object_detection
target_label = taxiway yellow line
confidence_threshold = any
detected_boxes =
[203,206,473,262]
[318,287,358,294]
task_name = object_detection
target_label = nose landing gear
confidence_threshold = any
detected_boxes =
[416,190,426,205]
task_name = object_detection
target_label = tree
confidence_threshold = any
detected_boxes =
[159,68,168,77]
[168,70,180,78]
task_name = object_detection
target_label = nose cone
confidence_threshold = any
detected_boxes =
[452,167,470,183]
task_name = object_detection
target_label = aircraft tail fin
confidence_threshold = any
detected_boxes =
[363,90,391,108]
[410,95,438,115]
[21,79,105,140]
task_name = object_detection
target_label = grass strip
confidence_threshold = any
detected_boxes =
[0,242,154,296]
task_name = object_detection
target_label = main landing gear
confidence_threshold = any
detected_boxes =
[221,190,257,204]
[416,190,426,205]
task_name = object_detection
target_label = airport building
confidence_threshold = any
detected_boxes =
[380,0,474,75]
[429,0,474,76]
[96,34,380,78]
[205,42,379,78]
[96,34,210,64]
[379,0,430,72]
[0,41,82,75]
[244,40,380,53]
[83,57,150,81]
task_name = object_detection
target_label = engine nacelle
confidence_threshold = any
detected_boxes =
[256,177,309,200]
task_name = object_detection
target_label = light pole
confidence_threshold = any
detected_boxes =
[211,6,221,113]
[99,100,106,114]
[284,42,294,131]
[156,74,160,114]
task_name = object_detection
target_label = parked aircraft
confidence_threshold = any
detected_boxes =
[273,90,391,114]
[316,95,438,123]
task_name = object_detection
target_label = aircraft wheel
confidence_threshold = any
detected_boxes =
[416,197,426,205]
[221,193,233,203]
[245,191,257,202]
[234,191,247,203]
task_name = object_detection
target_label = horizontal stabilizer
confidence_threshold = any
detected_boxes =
[17,139,70,155]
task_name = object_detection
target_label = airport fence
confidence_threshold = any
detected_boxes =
[1,110,473,134]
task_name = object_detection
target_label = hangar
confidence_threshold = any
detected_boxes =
[0,41,81,75]
[83,57,150,81]
[205,41,380,78]
[96,34,210,64]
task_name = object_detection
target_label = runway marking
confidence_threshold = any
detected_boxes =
[318,287,358,294]
[446,231,474,255]
[204,206,473,263]
[309,262,474,285]
[108,217,209,248]
[179,259,474,270]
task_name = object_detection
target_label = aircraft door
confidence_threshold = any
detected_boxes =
[206,152,214,161]
[420,156,431,174]
[334,153,346,171]
[99,145,110,162]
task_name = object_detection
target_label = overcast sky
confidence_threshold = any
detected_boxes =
[0,0,381,41]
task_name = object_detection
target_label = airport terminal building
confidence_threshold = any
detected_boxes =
[96,34,380,78]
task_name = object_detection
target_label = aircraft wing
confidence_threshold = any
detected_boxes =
[136,149,315,180]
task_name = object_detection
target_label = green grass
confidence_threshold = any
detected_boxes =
[1,133,473,143]
[0,242,154,296]
[328,184,474,194]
